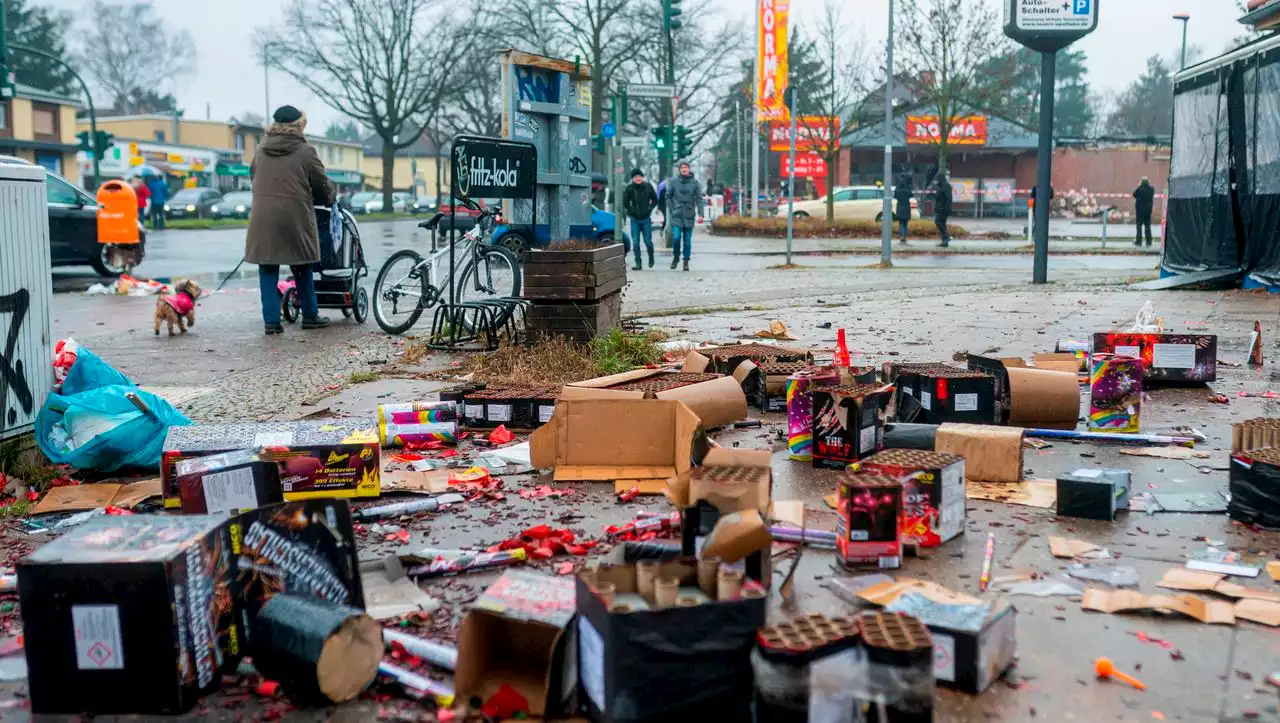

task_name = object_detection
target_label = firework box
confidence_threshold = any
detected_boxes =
[861,449,966,548]
[835,473,905,569]
[812,384,893,470]
[18,515,236,715]
[674,449,775,586]
[575,561,765,723]
[530,398,705,495]
[883,593,1018,694]
[1228,450,1280,528]
[1055,468,1130,520]
[894,366,998,425]
[1088,353,1143,433]
[160,421,381,509]
[1091,332,1217,383]
[175,448,284,515]
[455,570,578,718]
[562,365,750,429]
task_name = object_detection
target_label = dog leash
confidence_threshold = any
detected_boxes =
[200,257,246,306]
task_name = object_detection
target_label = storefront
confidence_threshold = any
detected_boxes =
[325,168,364,193]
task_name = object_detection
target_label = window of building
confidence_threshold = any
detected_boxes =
[154,130,166,141]
[0,102,7,130]
[235,133,244,151]
[32,107,56,136]
[337,146,344,163]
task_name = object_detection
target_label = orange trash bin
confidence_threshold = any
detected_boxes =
[96,181,140,245]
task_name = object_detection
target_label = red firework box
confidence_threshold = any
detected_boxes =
[160,421,381,509]
[1091,332,1217,383]
[860,449,966,549]
[834,472,908,570]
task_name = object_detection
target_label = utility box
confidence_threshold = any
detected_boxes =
[0,163,53,440]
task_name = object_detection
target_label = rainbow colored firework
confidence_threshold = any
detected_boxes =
[1088,353,1143,433]
[786,368,839,461]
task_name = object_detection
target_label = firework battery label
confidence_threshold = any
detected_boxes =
[465,404,484,419]
[539,405,556,423]
[836,479,903,569]
[203,467,260,515]
[859,426,875,455]
[487,404,513,422]
[73,605,124,670]
[1115,345,1139,358]
[182,545,221,688]
[954,394,978,412]
[1152,343,1195,369]
[920,390,932,410]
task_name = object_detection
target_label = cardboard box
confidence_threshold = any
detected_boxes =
[563,366,749,429]
[935,424,1025,483]
[160,421,381,509]
[531,398,704,495]
[812,384,893,470]
[861,449,966,548]
[675,448,775,586]
[835,473,905,569]
[576,561,765,722]
[455,570,577,718]
[19,515,235,715]
[700,509,772,563]
[894,366,998,425]
[890,597,1018,694]
[1092,332,1217,383]
[1056,468,1130,520]
[176,449,284,515]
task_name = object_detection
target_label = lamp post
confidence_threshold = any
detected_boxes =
[1173,13,1190,70]
[880,0,895,267]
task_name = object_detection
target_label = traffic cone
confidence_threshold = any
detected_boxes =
[1249,320,1264,367]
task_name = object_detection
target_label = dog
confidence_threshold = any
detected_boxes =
[154,279,202,336]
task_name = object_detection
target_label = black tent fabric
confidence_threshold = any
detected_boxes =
[1239,47,1280,286]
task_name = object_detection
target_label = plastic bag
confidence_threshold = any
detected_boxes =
[1126,301,1163,333]
[59,345,134,396]
[52,338,79,392]
[1067,563,1141,588]
[36,385,189,472]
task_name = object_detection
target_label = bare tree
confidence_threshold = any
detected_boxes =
[897,0,1011,173]
[438,12,506,139]
[260,0,462,210]
[76,0,195,113]
[805,0,869,224]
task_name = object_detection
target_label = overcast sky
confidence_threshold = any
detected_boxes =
[41,0,1248,130]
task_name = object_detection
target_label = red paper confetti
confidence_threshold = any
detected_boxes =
[482,682,529,719]
[489,425,514,445]
[555,561,575,575]
[617,487,640,504]
[255,680,280,697]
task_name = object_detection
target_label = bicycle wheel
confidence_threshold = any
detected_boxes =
[454,245,521,308]
[372,249,435,335]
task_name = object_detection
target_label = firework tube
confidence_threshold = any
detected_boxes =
[606,511,681,539]
[354,493,466,521]
[1025,428,1195,448]
[979,533,995,592]
[770,526,837,548]
[378,402,457,425]
[404,548,527,579]
[377,661,456,706]
[379,421,457,448]
[383,629,458,671]
[787,368,840,461]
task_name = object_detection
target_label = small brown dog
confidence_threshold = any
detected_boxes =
[154,279,202,336]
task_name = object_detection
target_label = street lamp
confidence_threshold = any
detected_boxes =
[1173,13,1190,70]
[880,0,895,267]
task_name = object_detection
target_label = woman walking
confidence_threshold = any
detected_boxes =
[893,175,914,244]
[245,105,335,334]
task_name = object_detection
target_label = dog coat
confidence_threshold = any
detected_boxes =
[163,292,195,315]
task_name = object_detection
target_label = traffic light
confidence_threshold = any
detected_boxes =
[663,0,683,32]
[94,130,115,154]
[591,134,606,154]
[674,125,691,159]
[77,131,92,153]
[651,125,671,152]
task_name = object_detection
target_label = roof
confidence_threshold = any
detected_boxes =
[362,130,445,158]
[13,82,81,108]
[842,102,1040,150]
[1241,0,1280,26]
[1177,31,1280,85]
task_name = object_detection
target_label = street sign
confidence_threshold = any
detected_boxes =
[1004,0,1098,52]
[626,83,676,99]
[601,122,616,139]
[619,136,646,148]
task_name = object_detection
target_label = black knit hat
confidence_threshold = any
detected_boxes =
[630,168,643,178]
[272,105,302,123]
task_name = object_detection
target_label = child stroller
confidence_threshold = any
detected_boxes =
[281,205,369,323]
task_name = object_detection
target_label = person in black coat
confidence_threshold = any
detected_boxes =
[934,174,953,247]
[893,175,914,244]
[622,169,659,269]
[1132,177,1156,247]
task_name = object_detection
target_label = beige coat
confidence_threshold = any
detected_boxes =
[244,128,334,265]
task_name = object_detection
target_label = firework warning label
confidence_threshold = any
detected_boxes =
[73,605,124,670]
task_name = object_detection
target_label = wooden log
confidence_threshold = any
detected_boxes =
[523,264,627,289]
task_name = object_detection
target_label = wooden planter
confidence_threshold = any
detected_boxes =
[522,243,627,301]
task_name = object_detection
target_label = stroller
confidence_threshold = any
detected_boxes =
[281,205,369,323]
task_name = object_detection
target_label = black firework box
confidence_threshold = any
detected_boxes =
[176,448,285,515]
[18,515,237,715]
[1228,448,1280,529]
[861,449,967,549]
[893,364,997,425]
[160,421,381,509]
[812,384,893,470]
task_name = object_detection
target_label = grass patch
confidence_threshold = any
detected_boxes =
[347,370,382,384]
[710,216,969,240]
[460,329,668,387]
[590,328,665,375]
[166,218,249,230]
[400,339,432,365]
[0,499,30,517]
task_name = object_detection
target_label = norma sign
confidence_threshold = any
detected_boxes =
[1004,0,1099,52]
[451,136,537,201]
[756,0,791,122]
[905,116,988,146]
[781,153,827,178]
[769,117,840,152]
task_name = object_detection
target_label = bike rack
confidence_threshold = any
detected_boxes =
[426,297,528,352]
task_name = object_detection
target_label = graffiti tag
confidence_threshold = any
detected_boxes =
[568,157,587,174]
[516,67,559,104]
[0,290,33,429]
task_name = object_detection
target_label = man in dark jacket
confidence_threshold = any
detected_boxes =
[1133,177,1156,247]
[665,161,704,271]
[622,169,658,270]
[934,174,953,247]
[146,174,169,230]
[245,105,336,334]
[893,175,914,244]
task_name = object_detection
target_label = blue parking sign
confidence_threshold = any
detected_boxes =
[1073,0,1091,14]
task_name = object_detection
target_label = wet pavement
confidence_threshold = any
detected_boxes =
[18,257,1280,720]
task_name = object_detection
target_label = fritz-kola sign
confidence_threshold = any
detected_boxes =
[451,137,537,201]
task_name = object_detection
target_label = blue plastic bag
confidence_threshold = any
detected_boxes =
[36,385,190,472]
[60,346,135,395]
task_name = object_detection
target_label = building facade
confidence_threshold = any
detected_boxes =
[0,84,82,184]
[361,132,449,197]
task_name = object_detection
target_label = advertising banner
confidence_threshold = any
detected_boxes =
[905,115,989,145]
[769,116,840,152]
[756,0,790,122]
[781,154,827,178]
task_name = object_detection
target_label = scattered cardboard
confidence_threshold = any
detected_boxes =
[531,399,701,491]
[1032,352,1084,375]
[563,366,748,429]
[1234,598,1280,626]
[823,493,839,510]
[1119,447,1212,460]
[681,350,711,373]
[1005,367,1080,429]
[700,509,772,563]
[380,468,452,495]
[755,320,796,341]
[361,557,442,620]
[854,578,982,607]
[1158,569,1280,602]
[1081,588,1236,625]
[613,479,670,495]
[966,479,1056,509]
[1049,537,1102,559]
[936,423,1025,483]
[771,500,805,529]
[32,479,162,515]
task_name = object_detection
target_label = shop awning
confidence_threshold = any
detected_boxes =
[326,169,363,184]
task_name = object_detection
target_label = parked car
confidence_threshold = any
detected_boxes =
[788,185,919,222]
[165,187,222,219]
[436,197,487,232]
[488,206,629,253]
[409,195,437,214]
[351,191,411,214]
[210,191,253,219]
[0,155,147,277]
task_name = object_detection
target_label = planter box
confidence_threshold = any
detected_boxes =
[523,244,628,301]
[526,292,622,341]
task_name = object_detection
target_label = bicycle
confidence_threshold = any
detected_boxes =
[371,199,522,335]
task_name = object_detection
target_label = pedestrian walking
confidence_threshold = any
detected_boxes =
[131,176,150,225]
[893,175,914,244]
[1133,176,1156,247]
[146,173,168,230]
[244,105,336,335]
[665,161,704,271]
[934,174,953,248]
[622,169,658,270]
